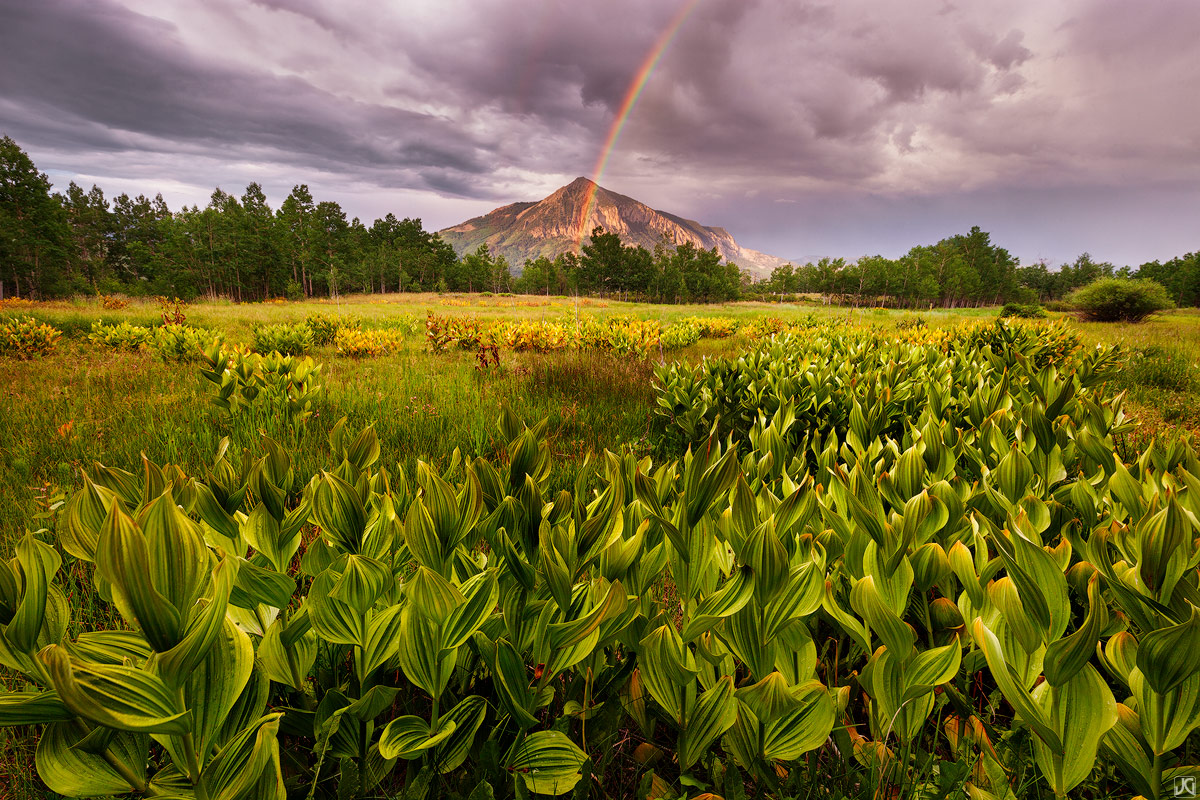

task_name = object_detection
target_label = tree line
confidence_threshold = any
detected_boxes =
[2,135,1196,306]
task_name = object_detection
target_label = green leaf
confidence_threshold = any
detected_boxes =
[407,566,464,626]
[95,503,183,652]
[159,617,254,771]
[681,567,754,641]
[638,625,696,724]
[36,721,148,796]
[313,472,367,554]
[396,607,454,700]
[307,571,365,646]
[678,675,737,770]
[405,498,446,574]
[434,694,488,772]
[970,619,1061,753]
[68,630,152,665]
[6,533,59,653]
[850,576,915,660]
[378,715,457,759]
[41,645,192,735]
[0,690,74,726]
[203,712,285,800]
[900,639,962,704]
[505,731,588,796]
[548,579,627,650]
[1044,573,1107,687]
[762,683,835,760]
[1137,604,1200,696]
[443,570,499,650]
[329,555,392,616]
[1030,664,1117,796]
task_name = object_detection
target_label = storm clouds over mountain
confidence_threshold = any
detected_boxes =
[1,0,1198,265]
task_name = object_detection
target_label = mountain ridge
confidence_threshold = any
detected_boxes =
[438,178,789,277]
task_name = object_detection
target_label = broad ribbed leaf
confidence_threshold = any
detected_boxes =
[678,675,737,769]
[36,721,148,796]
[41,646,191,735]
[1137,605,1200,696]
[362,604,405,675]
[1030,664,1117,796]
[971,619,1060,753]
[505,731,588,795]
[435,694,488,773]
[548,579,626,650]
[158,617,254,771]
[6,533,59,653]
[405,498,446,574]
[203,713,285,800]
[851,576,915,660]
[329,555,392,616]
[1044,573,1107,687]
[68,631,152,665]
[95,504,182,652]
[307,571,365,646]
[408,566,463,625]
[443,571,498,650]
[491,637,540,730]
[0,690,73,726]
[901,639,962,704]
[762,684,836,760]
[681,567,753,641]
[313,472,367,554]
[158,556,238,686]
[638,625,696,724]
[396,606,454,699]
[378,715,457,759]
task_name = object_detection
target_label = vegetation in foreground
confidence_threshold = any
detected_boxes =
[1,298,1200,799]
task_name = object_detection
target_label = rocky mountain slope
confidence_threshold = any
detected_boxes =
[439,177,788,277]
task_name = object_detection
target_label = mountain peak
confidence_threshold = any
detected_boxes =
[439,180,789,277]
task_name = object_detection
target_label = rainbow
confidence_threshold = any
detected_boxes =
[575,0,703,251]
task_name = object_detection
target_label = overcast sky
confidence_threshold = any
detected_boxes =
[2,0,1198,266]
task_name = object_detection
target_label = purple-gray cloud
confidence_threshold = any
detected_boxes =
[1,0,1197,266]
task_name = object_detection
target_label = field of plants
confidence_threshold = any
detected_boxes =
[2,294,1200,800]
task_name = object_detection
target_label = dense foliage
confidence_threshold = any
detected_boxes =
[1068,278,1175,323]
[2,320,1200,800]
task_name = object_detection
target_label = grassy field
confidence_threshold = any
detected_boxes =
[2,293,1200,799]
[2,294,1197,544]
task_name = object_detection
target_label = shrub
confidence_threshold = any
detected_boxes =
[88,320,154,351]
[660,320,702,350]
[1043,299,1072,312]
[304,312,357,345]
[999,302,1047,319]
[99,294,129,309]
[149,324,213,362]
[156,295,188,325]
[252,322,313,355]
[1068,277,1174,322]
[200,337,322,422]
[0,316,62,359]
[335,327,405,357]
[682,315,739,338]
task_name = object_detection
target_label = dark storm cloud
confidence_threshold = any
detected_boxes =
[0,0,492,194]
[0,0,1197,264]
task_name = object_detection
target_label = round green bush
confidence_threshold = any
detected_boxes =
[1067,277,1174,322]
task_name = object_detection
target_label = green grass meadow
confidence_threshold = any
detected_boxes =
[2,294,1199,799]
[3,294,1198,545]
